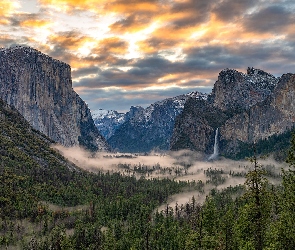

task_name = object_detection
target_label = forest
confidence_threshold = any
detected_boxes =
[1,99,295,249]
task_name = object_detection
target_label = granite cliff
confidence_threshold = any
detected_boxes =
[0,46,109,151]
[171,67,294,158]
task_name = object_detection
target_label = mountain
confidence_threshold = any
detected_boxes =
[171,67,293,159]
[0,46,109,151]
[92,106,143,139]
[107,92,208,152]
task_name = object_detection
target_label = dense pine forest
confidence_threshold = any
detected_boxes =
[1,98,295,249]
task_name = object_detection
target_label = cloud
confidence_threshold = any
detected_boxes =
[243,5,294,34]
[38,0,106,13]
[20,19,51,28]
[72,66,100,78]
[3,0,295,113]
[74,85,208,112]
[39,0,159,15]
[106,0,159,14]
[167,0,215,27]
[9,13,51,28]
[0,35,19,47]
[109,14,153,33]
[0,1,20,24]
[48,31,95,51]
[214,0,256,22]
[91,37,129,56]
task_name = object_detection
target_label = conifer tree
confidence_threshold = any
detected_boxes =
[235,147,270,250]
[279,132,295,248]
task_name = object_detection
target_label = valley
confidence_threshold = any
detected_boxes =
[0,46,295,249]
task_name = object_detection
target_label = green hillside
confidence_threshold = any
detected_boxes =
[0,99,195,248]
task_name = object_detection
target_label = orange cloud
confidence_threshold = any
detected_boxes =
[110,15,153,33]
[39,0,161,16]
[20,19,52,28]
[48,32,96,51]
[0,0,20,24]
[107,1,158,13]
[38,0,108,12]
[97,37,128,55]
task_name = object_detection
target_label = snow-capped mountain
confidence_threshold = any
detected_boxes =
[92,106,144,140]
[92,109,125,140]
[107,92,208,153]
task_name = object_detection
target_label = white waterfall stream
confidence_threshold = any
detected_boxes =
[208,128,219,161]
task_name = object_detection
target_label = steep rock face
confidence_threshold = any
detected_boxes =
[220,73,295,156]
[0,46,109,151]
[108,92,207,152]
[171,67,294,158]
[211,67,278,111]
[170,98,229,153]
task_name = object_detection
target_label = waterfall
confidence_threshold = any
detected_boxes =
[208,128,219,161]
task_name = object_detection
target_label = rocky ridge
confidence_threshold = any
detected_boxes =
[0,46,109,151]
[171,67,295,158]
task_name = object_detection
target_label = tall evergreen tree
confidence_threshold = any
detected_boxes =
[235,148,270,250]
[279,132,295,248]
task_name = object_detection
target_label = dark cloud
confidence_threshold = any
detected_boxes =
[72,66,100,78]
[45,45,78,65]
[0,35,20,48]
[77,86,211,112]
[170,0,215,27]
[214,0,256,21]
[74,37,295,97]
[109,14,152,33]
[243,5,294,33]
[91,37,129,56]
[9,13,41,27]
[137,37,179,54]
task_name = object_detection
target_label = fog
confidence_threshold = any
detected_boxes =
[52,145,288,210]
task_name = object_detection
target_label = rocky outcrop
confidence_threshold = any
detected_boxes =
[219,73,295,156]
[211,67,278,111]
[0,46,109,151]
[171,68,295,158]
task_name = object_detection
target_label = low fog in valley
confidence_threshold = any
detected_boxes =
[53,145,288,210]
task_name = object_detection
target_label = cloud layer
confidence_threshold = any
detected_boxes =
[2,0,295,111]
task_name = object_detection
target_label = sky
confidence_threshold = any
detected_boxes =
[1,0,295,112]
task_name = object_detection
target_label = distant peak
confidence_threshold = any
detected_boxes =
[246,67,276,78]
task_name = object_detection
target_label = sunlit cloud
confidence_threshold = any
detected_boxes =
[0,0,21,24]
[1,0,295,112]
[38,0,107,13]
[20,19,51,28]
